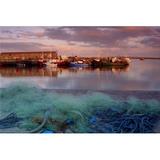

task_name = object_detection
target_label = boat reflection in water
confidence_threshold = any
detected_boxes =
[0,65,129,77]
[0,67,58,77]
[91,65,129,73]
[60,65,129,74]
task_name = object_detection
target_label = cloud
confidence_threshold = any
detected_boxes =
[44,27,160,48]
[0,26,46,40]
[0,42,45,52]
[141,36,160,47]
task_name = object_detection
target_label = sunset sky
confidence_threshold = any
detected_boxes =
[0,26,160,57]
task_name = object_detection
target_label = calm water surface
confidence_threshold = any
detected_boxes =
[0,60,160,90]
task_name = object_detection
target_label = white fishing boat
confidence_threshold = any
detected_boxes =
[111,57,131,65]
[123,57,131,64]
[45,60,57,68]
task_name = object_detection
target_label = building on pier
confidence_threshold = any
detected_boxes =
[0,51,58,61]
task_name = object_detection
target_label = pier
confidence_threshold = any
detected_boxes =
[0,51,57,67]
[0,59,45,67]
[0,51,160,67]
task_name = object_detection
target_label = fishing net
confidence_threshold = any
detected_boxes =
[0,83,160,133]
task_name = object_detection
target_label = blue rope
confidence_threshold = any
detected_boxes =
[89,109,160,133]
[0,113,22,129]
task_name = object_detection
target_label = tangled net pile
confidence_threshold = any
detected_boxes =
[88,109,159,133]
[0,83,160,133]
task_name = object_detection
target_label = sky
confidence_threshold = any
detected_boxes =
[0,26,160,57]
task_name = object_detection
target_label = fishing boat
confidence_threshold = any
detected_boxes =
[45,60,57,68]
[91,57,131,67]
[57,61,70,67]
[140,58,145,61]
[17,63,26,67]
[69,61,89,67]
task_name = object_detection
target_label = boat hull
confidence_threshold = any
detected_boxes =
[91,61,129,67]
[69,62,88,67]
[46,64,57,68]
[57,61,70,67]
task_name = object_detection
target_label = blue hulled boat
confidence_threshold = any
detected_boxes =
[69,61,89,67]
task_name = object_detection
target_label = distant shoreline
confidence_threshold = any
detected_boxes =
[126,57,160,60]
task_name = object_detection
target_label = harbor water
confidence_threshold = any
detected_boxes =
[0,59,160,90]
